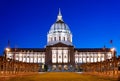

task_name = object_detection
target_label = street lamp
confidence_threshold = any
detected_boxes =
[5,48,10,59]
[4,47,10,74]
[111,48,116,75]
[111,48,115,58]
[111,48,115,52]
[6,48,10,52]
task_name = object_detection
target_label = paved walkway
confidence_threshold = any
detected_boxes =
[0,72,118,81]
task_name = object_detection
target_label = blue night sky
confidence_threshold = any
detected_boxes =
[0,0,120,56]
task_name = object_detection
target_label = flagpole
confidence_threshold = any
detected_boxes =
[110,40,113,48]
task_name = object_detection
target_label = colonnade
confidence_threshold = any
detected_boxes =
[75,52,112,63]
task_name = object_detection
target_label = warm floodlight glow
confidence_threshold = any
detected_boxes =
[6,48,10,52]
[111,48,115,52]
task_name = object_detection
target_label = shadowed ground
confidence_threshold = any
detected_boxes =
[1,72,118,81]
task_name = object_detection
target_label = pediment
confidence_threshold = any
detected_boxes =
[49,42,71,47]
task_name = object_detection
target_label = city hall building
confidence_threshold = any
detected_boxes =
[5,9,115,71]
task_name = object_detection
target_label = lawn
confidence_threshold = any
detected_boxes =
[1,72,118,81]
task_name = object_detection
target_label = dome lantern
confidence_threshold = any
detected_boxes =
[57,8,63,21]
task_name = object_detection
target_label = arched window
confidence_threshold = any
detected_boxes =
[67,37,69,41]
[63,37,65,41]
[51,37,52,41]
[54,37,56,41]
[59,36,61,41]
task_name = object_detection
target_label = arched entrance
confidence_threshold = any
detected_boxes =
[58,65,62,71]
[52,65,56,71]
[64,65,68,70]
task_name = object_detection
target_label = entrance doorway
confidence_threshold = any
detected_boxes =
[58,65,62,70]
[64,65,68,70]
[52,65,56,71]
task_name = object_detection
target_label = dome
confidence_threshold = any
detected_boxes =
[49,20,71,34]
[47,9,72,46]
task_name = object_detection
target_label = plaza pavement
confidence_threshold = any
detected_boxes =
[0,72,118,81]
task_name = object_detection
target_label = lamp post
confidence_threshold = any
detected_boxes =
[5,47,10,74]
[111,48,116,76]
[13,48,17,74]
[5,48,10,59]
[111,48,115,58]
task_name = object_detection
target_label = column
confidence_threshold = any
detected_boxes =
[40,54,41,63]
[90,53,91,63]
[56,49,58,63]
[97,53,98,62]
[68,50,70,63]
[78,53,79,63]
[37,53,38,63]
[67,50,69,63]
[26,52,27,62]
[29,52,31,63]
[22,53,23,62]
[62,49,63,63]
[100,53,101,62]
[17,53,19,61]
[82,53,83,63]
[33,52,34,63]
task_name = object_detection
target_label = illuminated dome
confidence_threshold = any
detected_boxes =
[49,21,71,34]
[47,9,72,46]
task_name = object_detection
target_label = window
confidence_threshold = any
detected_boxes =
[64,37,65,41]
[54,37,56,41]
[59,36,61,41]
[51,37,52,41]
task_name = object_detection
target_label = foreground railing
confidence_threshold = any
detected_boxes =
[0,56,40,75]
[80,56,120,78]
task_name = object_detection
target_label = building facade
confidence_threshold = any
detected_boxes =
[4,9,115,71]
